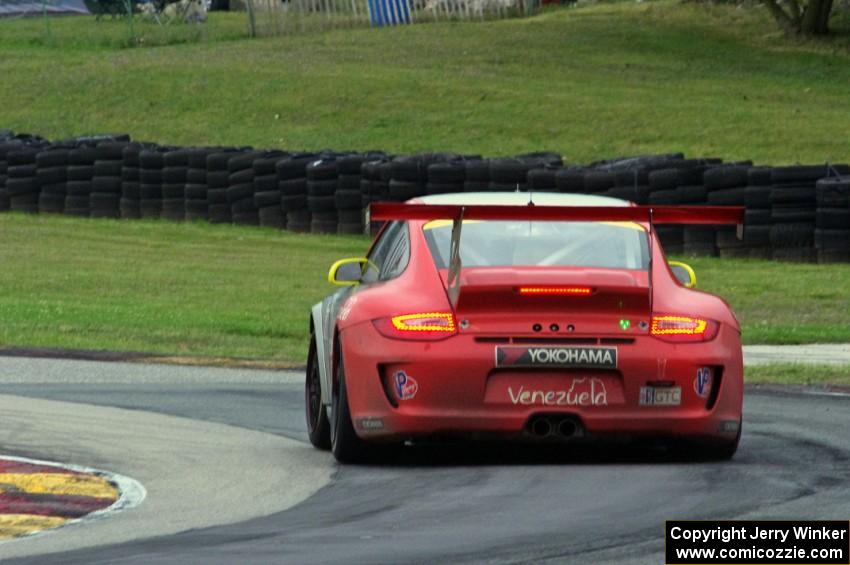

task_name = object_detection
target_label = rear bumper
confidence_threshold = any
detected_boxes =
[340,322,743,443]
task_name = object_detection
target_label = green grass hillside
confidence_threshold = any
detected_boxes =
[2,2,850,163]
[1,214,848,364]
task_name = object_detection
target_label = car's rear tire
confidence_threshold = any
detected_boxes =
[305,336,331,450]
[331,345,373,463]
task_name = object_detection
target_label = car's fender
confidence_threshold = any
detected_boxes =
[311,287,355,407]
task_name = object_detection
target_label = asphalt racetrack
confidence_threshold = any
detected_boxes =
[0,356,849,564]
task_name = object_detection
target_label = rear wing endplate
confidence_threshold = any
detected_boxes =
[369,203,744,309]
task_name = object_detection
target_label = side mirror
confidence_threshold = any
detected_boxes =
[668,261,697,288]
[328,258,369,286]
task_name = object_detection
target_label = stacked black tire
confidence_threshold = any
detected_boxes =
[278,154,314,233]
[139,148,165,219]
[66,145,97,217]
[91,142,127,219]
[206,150,237,224]
[6,144,41,214]
[388,155,429,202]
[360,157,391,235]
[743,167,773,258]
[253,152,287,229]
[121,144,146,219]
[769,165,849,262]
[307,156,340,234]
[227,151,262,226]
[185,149,215,222]
[705,165,750,258]
[36,146,69,214]
[647,164,706,255]
[161,149,191,222]
[336,154,371,234]
[815,176,850,263]
[427,158,466,196]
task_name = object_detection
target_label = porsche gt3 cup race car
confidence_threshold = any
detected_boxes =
[305,192,745,463]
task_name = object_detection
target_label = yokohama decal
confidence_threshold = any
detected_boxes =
[496,346,617,369]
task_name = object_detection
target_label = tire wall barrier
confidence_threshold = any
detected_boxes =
[1,130,849,263]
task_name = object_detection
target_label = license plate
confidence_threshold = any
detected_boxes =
[639,386,681,406]
[495,346,617,369]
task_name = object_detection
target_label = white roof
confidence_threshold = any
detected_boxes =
[416,192,631,207]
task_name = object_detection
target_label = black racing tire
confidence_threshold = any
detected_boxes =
[747,166,772,186]
[770,186,815,205]
[94,161,123,177]
[338,174,361,192]
[92,176,122,194]
[814,229,850,250]
[338,222,364,235]
[331,339,399,463]
[770,223,814,247]
[307,179,337,198]
[282,194,307,212]
[36,166,66,185]
[306,336,332,450]
[583,171,616,193]
[231,196,257,214]
[554,170,586,194]
[337,208,362,224]
[306,159,339,181]
[427,161,465,184]
[425,182,462,195]
[706,187,745,205]
[815,177,850,208]
[462,181,490,193]
[745,209,771,226]
[675,185,708,203]
[815,208,850,230]
[771,206,815,223]
[254,190,282,208]
[207,188,228,205]
[703,166,748,191]
[161,167,187,184]
[280,178,308,196]
[745,186,771,208]
[207,171,231,188]
[388,179,424,200]
[229,168,254,185]
[36,149,69,168]
[489,158,530,184]
[771,164,849,184]
[226,183,254,204]
[185,184,207,200]
[258,205,285,228]
[254,174,279,193]
[527,168,557,191]
[334,189,362,210]
[186,169,206,185]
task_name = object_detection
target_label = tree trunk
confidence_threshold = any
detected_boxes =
[800,0,833,34]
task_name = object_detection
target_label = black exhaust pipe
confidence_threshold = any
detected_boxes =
[557,419,577,438]
[530,417,552,437]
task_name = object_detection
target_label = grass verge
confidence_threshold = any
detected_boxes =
[1,3,850,162]
[746,363,850,387]
[0,213,848,365]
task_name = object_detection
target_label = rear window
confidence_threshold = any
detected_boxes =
[423,220,649,270]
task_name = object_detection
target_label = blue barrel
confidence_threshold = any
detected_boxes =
[368,0,411,26]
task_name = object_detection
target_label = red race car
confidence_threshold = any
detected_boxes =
[306,192,744,463]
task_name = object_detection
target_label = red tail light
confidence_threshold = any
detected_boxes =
[650,315,719,342]
[517,286,593,296]
[373,312,457,341]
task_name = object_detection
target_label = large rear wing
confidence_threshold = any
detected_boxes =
[369,203,744,230]
[368,202,744,308]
